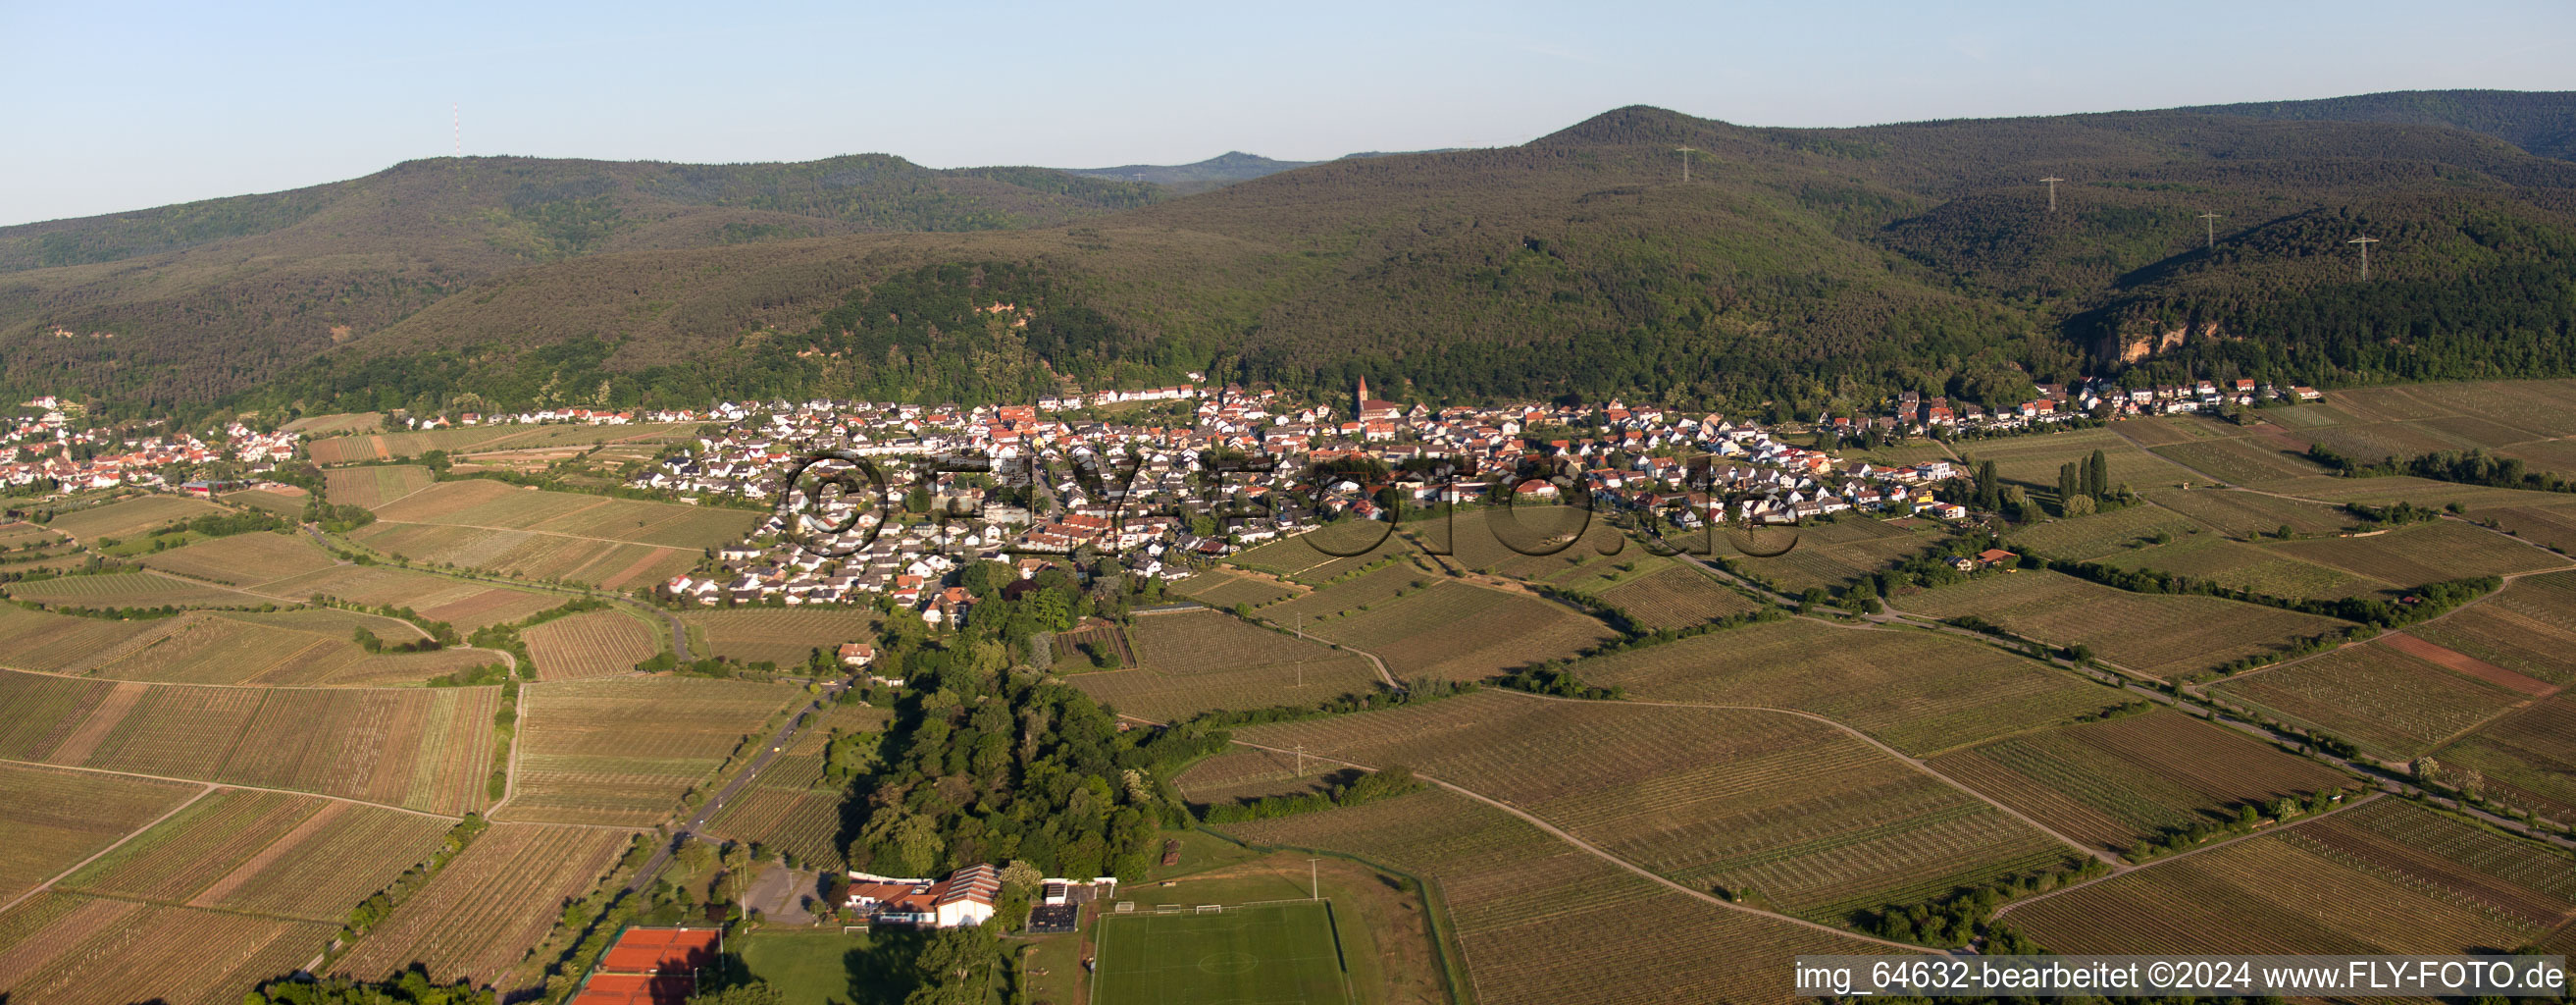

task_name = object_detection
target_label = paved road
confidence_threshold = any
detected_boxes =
[624,678,852,894]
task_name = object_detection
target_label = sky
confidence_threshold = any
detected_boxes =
[7,0,2573,226]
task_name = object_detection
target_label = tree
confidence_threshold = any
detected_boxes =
[2063,494,2097,516]
[2087,449,2110,500]
[2057,461,2080,503]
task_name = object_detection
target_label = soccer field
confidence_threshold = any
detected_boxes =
[1091,900,1353,1005]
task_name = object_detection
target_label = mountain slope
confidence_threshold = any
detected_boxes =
[2183,89,2576,161]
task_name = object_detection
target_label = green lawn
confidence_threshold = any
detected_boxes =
[737,928,886,1005]
[1091,900,1351,1005]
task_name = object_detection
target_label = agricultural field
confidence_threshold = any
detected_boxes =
[1593,565,1765,630]
[2262,520,2569,588]
[2148,438,2331,484]
[254,563,563,630]
[305,421,701,464]
[282,411,385,436]
[1072,610,1381,721]
[0,762,203,905]
[1234,690,2076,924]
[501,676,799,826]
[705,703,887,870]
[1436,505,1634,582]
[2211,640,2536,763]
[2004,799,2566,955]
[135,530,339,586]
[331,822,632,986]
[1168,567,1299,608]
[2139,487,2358,538]
[326,464,437,508]
[0,602,180,674]
[58,788,450,923]
[2473,500,2576,554]
[1954,427,2196,492]
[2006,504,2207,561]
[1228,526,1415,584]
[82,608,504,687]
[0,892,334,1005]
[43,495,224,543]
[221,487,311,515]
[356,479,755,588]
[1899,571,2353,680]
[1091,900,1352,1005]
[2096,535,2396,601]
[525,609,661,679]
[1727,516,1947,594]
[2407,570,2576,686]
[1571,618,2116,755]
[1223,788,1891,1003]
[1,670,500,814]
[1926,711,2352,855]
[6,570,277,609]
[1298,582,1616,682]
[2430,695,2576,821]
[678,607,877,667]
[1260,563,1440,623]
[1173,747,1341,807]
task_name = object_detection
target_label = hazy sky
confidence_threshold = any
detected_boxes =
[8,0,2572,226]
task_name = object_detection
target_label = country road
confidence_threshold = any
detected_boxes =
[624,678,852,894]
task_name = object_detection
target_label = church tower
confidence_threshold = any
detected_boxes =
[1356,376,1368,417]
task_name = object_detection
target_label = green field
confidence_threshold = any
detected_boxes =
[1092,900,1351,1005]
[736,928,886,1005]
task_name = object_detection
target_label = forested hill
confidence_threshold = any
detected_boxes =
[2182,90,2576,161]
[15,92,2576,424]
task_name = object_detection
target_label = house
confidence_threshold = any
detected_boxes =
[837,643,876,667]
[1974,548,2018,569]
[844,865,1002,928]
[2291,386,2324,401]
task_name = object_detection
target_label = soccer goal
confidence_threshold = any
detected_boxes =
[1195,904,1222,914]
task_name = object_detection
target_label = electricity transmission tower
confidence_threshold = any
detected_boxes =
[2348,236,2379,281]
[2039,177,2065,212]
[2198,212,2221,249]
[1675,145,1697,183]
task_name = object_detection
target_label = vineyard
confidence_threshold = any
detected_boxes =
[2282,799,2576,931]
[2003,505,2206,561]
[1925,710,2351,855]
[1168,568,1298,608]
[44,495,224,542]
[1229,527,1415,584]
[254,564,562,630]
[7,571,274,609]
[501,676,799,826]
[1233,690,2071,923]
[135,531,339,586]
[1223,787,1888,1004]
[1592,566,1764,629]
[2148,438,2330,484]
[1259,564,1438,622]
[1071,610,1380,721]
[2212,641,2526,762]
[0,891,333,1005]
[221,488,311,516]
[325,465,437,509]
[2433,695,2576,820]
[350,521,701,590]
[2138,487,2358,538]
[0,762,202,905]
[2006,816,2537,955]
[0,603,179,673]
[304,422,701,464]
[2096,535,2394,601]
[1173,747,1338,806]
[1952,427,2193,493]
[1571,618,2112,755]
[82,609,504,687]
[10,672,500,815]
[1729,517,1948,594]
[2473,500,2576,553]
[369,479,757,550]
[1299,583,1615,682]
[331,822,632,986]
[58,789,450,923]
[525,609,660,679]
[2264,520,2567,588]
[1898,571,2352,680]
[2406,571,2576,686]
[678,607,878,666]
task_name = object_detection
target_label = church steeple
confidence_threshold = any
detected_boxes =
[1356,376,1368,417]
